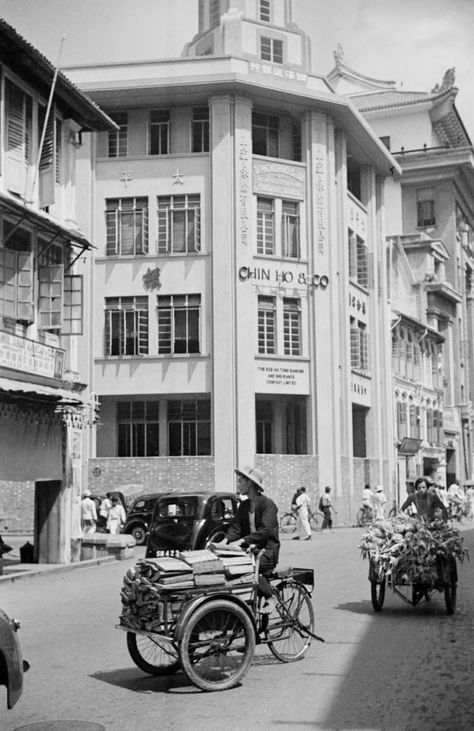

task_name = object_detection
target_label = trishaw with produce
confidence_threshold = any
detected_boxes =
[360,513,467,614]
[117,546,323,691]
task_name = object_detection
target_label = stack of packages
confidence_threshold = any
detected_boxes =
[359,514,467,586]
[120,547,256,630]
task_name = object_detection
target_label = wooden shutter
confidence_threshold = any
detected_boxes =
[38,105,55,208]
[6,80,31,195]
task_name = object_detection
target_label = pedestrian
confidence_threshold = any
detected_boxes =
[99,492,113,530]
[291,486,303,512]
[107,495,126,535]
[320,486,336,532]
[223,465,280,614]
[372,484,387,520]
[362,483,373,520]
[81,490,97,535]
[293,486,311,541]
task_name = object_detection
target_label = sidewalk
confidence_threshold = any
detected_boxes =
[0,533,116,584]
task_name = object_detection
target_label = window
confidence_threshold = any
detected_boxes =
[5,79,33,195]
[258,296,276,354]
[259,0,271,21]
[257,197,274,254]
[260,36,283,64]
[352,404,367,457]
[409,403,421,439]
[157,294,201,354]
[282,200,300,257]
[210,0,220,26]
[350,317,369,371]
[63,275,83,335]
[417,188,436,227]
[157,195,201,254]
[348,229,368,289]
[108,112,128,158]
[38,241,63,330]
[397,402,407,440]
[292,123,302,162]
[252,112,279,157]
[149,110,169,155]
[117,401,159,457]
[106,198,149,256]
[192,107,209,153]
[105,296,148,356]
[38,106,62,207]
[283,298,301,356]
[0,222,33,322]
[168,399,211,455]
[256,400,273,453]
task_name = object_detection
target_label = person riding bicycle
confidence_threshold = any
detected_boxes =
[223,465,280,614]
[291,487,303,512]
[400,477,448,522]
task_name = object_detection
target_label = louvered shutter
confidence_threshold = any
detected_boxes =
[38,106,55,208]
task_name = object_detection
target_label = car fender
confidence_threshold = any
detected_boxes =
[173,592,257,644]
[0,610,25,710]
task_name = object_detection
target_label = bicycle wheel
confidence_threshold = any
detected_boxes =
[355,508,365,527]
[127,632,180,676]
[178,599,255,691]
[309,511,320,532]
[267,580,314,662]
[280,513,297,533]
[371,579,386,612]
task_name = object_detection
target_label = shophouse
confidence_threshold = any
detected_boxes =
[0,19,115,560]
[67,0,400,522]
[327,48,474,497]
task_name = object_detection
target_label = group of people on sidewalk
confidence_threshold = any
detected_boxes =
[362,483,388,521]
[81,490,126,536]
[291,485,337,540]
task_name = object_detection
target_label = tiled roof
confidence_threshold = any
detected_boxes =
[0,17,116,131]
[351,89,447,112]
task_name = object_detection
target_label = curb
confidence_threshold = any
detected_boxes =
[0,555,118,584]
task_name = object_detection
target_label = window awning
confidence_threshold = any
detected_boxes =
[0,376,82,404]
[0,192,93,251]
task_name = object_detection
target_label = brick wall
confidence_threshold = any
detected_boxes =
[254,455,319,516]
[0,481,35,534]
[88,456,216,503]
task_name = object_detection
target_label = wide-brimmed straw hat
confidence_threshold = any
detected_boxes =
[234,465,264,492]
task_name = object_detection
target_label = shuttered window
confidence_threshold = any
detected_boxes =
[157,294,201,354]
[0,222,33,322]
[157,195,201,254]
[5,79,33,195]
[105,296,148,356]
[106,198,149,256]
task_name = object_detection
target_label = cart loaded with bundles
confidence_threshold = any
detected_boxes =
[359,514,468,614]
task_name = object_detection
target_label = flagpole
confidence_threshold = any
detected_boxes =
[28,34,66,203]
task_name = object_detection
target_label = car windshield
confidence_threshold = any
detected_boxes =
[156,496,199,518]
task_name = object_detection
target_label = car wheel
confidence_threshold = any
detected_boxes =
[131,525,147,545]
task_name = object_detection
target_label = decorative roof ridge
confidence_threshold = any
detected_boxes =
[356,86,458,112]
[329,44,396,88]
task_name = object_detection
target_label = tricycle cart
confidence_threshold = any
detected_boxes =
[369,553,458,615]
[118,551,322,691]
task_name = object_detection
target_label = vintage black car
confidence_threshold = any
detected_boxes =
[122,493,162,545]
[0,607,28,709]
[145,491,240,557]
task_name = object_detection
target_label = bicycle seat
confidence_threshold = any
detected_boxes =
[270,567,292,580]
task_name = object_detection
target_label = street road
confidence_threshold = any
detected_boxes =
[1,525,474,731]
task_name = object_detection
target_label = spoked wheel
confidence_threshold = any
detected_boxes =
[280,513,297,534]
[178,599,255,691]
[356,508,372,527]
[127,632,180,676]
[267,580,314,662]
[371,580,386,612]
[309,512,320,532]
[444,582,457,614]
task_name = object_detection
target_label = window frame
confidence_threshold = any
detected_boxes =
[282,200,300,258]
[252,112,279,157]
[157,293,201,355]
[105,197,149,257]
[104,296,149,356]
[157,195,201,254]
[108,112,128,158]
[258,295,276,355]
[117,400,159,457]
[283,298,301,356]
[191,107,209,153]
[259,0,271,22]
[260,36,284,64]
[168,399,211,456]
[148,109,170,156]
[256,197,274,255]
[416,188,436,227]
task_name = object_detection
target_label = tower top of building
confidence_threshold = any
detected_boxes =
[182,0,311,73]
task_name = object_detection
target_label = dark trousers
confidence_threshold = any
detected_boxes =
[321,507,332,531]
[258,551,276,599]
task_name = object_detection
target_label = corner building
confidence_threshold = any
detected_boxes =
[68,0,399,521]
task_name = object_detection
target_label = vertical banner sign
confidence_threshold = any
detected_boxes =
[238,135,251,247]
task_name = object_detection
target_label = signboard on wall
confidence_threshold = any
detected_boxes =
[0,330,64,380]
[255,361,309,394]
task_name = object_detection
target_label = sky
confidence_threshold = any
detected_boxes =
[0,0,473,136]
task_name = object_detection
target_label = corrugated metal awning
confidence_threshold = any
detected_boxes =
[0,376,82,404]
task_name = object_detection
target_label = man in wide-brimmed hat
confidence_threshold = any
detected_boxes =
[224,465,280,613]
